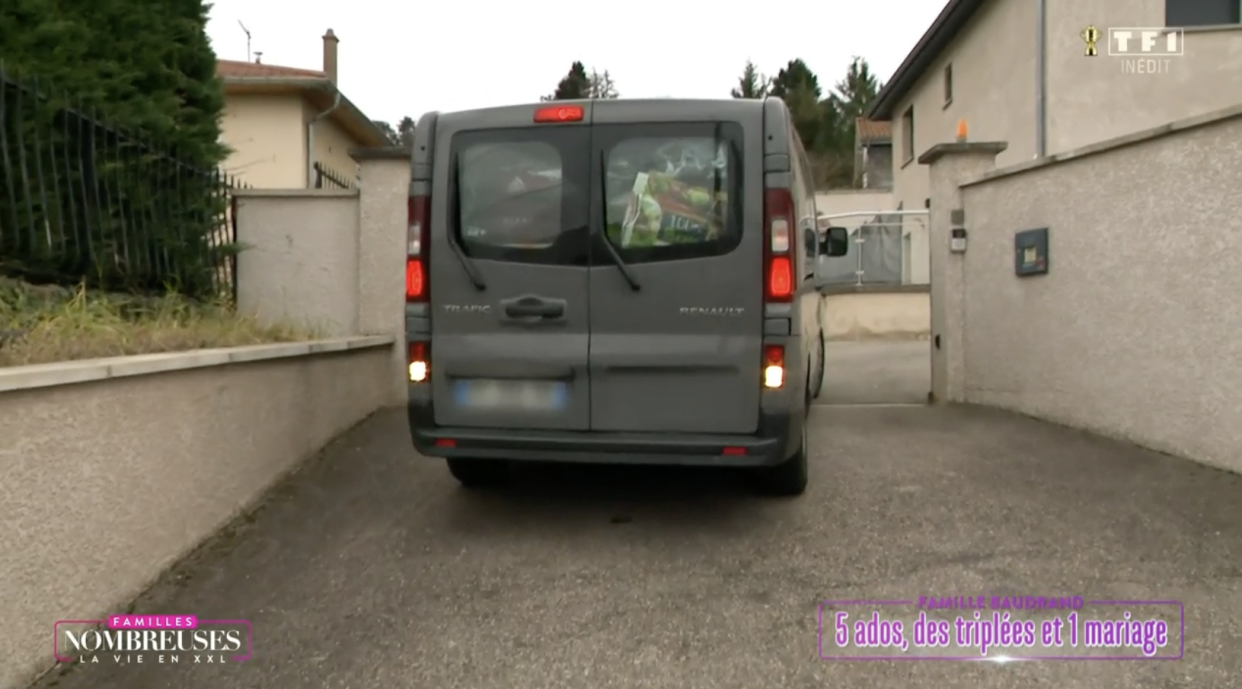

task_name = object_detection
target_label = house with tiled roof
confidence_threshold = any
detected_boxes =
[216,29,388,189]
[813,118,895,227]
[853,118,892,190]
[865,0,1241,224]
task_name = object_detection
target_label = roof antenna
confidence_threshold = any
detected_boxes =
[238,21,253,62]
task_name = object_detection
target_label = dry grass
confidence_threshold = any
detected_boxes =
[0,277,314,368]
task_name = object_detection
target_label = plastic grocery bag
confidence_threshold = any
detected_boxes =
[617,171,724,248]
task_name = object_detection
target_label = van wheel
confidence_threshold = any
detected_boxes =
[446,458,510,488]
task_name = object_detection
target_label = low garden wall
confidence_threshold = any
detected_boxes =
[0,336,395,689]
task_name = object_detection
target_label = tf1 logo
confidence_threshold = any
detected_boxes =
[1080,26,1185,57]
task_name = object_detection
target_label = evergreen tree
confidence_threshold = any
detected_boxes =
[373,120,399,144]
[762,57,884,189]
[164,0,228,167]
[374,118,416,146]
[730,60,770,99]
[769,59,821,100]
[769,59,825,169]
[811,98,852,187]
[0,0,90,87]
[828,57,882,180]
[832,57,881,122]
[396,116,416,146]
[0,0,225,168]
[542,61,590,101]
[0,0,230,295]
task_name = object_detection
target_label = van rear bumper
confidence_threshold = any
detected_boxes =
[407,399,801,468]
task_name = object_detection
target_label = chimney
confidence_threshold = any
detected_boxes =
[322,29,339,84]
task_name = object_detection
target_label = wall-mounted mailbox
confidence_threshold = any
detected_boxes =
[1014,227,1049,277]
[950,228,967,253]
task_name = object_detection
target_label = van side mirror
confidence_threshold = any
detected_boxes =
[821,227,850,257]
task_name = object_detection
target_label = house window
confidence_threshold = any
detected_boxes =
[901,106,915,163]
[943,64,953,106]
[1166,0,1240,25]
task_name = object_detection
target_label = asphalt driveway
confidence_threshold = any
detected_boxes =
[31,398,1242,689]
[820,340,930,405]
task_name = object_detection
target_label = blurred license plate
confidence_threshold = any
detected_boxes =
[453,379,568,411]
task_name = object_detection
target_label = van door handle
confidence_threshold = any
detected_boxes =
[502,296,565,319]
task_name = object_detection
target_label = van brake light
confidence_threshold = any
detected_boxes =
[534,106,583,123]
[763,188,795,303]
[406,259,424,301]
[407,194,430,302]
[767,257,793,299]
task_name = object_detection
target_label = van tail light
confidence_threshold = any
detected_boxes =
[408,340,429,383]
[763,344,785,389]
[406,194,430,303]
[764,188,795,302]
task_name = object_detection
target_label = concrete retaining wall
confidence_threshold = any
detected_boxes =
[0,149,416,689]
[814,189,894,220]
[0,339,396,689]
[924,105,1242,474]
[821,288,930,341]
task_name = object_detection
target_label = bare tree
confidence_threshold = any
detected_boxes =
[587,69,619,99]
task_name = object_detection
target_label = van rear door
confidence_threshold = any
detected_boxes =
[587,103,764,433]
[427,104,593,430]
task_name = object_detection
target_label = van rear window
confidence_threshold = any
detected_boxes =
[452,129,589,265]
[600,123,743,264]
[460,141,561,249]
[448,122,741,266]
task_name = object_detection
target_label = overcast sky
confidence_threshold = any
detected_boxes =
[206,0,948,124]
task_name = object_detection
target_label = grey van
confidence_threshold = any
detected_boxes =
[404,98,849,496]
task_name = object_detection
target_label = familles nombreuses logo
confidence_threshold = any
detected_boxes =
[54,615,251,665]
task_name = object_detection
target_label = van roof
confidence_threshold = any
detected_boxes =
[410,97,795,184]
[433,97,780,125]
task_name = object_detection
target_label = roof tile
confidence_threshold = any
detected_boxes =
[855,118,892,142]
[216,59,325,79]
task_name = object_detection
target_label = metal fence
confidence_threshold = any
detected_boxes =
[817,210,930,287]
[0,63,245,299]
[313,162,355,190]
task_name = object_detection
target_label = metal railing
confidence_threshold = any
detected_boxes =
[817,210,930,287]
[313,162,355,190]
[0,63,244,299]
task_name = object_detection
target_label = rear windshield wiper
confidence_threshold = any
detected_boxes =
[450,163,487,291]
[598,156,641,291]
